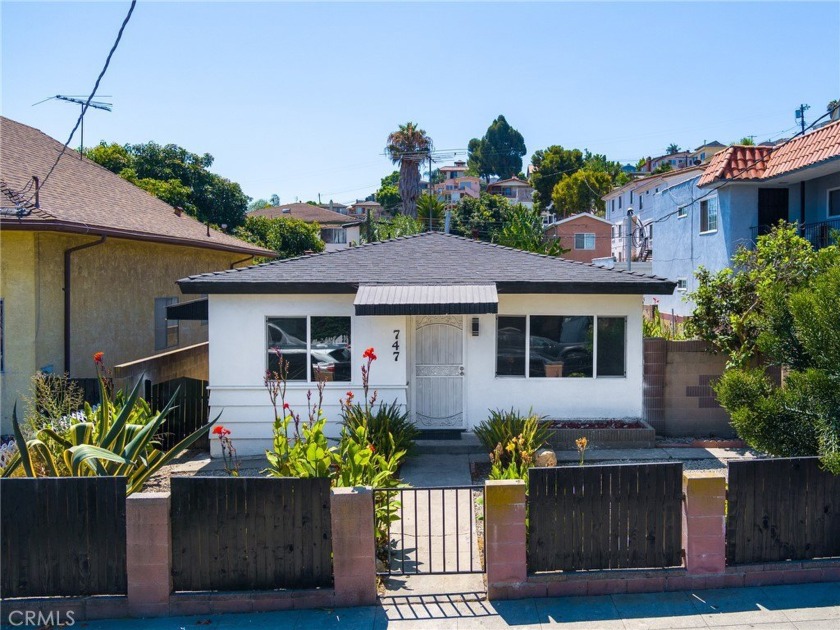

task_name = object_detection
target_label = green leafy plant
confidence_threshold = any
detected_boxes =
[474,408,550,465]
[3,354,214,494]
[341,399,418,460]
[264,351,337,479]
[488,437,533,481]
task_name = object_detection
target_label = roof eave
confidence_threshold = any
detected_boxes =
[178,279,676,296]
[0,219,276,257]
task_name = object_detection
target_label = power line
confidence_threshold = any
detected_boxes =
[23,0,137,204]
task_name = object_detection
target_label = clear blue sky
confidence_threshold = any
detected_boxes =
[3,1,839,206]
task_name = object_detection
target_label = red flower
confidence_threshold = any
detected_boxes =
[93,351,104,365]
[363,347,377,361]
[283,402,290,410]
[368,444,375,453]
[346,391,354,400]
[213,425,230,436]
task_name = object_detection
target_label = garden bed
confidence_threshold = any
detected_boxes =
[543,418,656,450]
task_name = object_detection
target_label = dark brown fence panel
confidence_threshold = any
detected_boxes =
[528,463,683,572]
[150,377,209,450]
[170,477,332,591]
[726,457,840,565]
[0,477,127,598]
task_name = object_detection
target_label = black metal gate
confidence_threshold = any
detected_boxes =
[374,486,484,575]
[148,377,210,450]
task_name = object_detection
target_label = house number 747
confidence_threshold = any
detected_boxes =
[392,329,400,361]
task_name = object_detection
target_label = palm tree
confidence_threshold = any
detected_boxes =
[386,123,432,218]
[666,143,681,155]
[417,194,444,230]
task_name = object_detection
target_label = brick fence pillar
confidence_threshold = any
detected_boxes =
[683,471,726,575]
[331,487,377,607]
[485,479,527,600]
[126,492,172,617]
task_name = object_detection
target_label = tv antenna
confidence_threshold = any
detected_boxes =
[33,94,113,157]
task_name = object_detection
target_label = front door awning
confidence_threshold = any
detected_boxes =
[354,284,498,316]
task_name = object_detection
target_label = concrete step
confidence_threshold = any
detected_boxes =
[412,432,486,455]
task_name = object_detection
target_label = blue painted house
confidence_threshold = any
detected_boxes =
[605,120,840,318]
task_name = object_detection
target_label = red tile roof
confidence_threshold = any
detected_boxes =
[698,120,840,186]
[0,117,273,256]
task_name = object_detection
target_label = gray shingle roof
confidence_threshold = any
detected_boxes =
[178,232,675,295]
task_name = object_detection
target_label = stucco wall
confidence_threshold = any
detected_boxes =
[0,230,249,433]
[545,217,611,263]
[207,292,644,456]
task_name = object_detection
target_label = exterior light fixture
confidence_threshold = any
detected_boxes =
[472,317,480,337]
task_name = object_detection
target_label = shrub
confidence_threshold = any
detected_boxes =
[488,436,533,481]
[3,355,214,494]
[474,407,550,464]
[341,400,418,460]
[714,368,819,457]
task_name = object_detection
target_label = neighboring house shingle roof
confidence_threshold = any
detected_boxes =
[178,231,675,295]
[0,116,273,257]
[249,202,359,226]
[698,120,840,186]
[487,177,532,189]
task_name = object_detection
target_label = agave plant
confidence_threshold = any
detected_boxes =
[2,375,215,494]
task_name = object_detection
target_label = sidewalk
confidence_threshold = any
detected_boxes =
[79,582,840,629]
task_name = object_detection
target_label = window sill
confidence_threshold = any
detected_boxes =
[677,214,687,220]
[699,229,718,235]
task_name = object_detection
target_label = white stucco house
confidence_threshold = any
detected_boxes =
[176,232,675,456]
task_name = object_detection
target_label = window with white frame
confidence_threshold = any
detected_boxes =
[678,205,688,219]
[676,278,688,292]
[267,316,351,382]
[320,228,347,244]
[495,315,626,378]
[574,233,596,250]
[154,297,179,351]
[700,198,718,232]
[829,188,840,217]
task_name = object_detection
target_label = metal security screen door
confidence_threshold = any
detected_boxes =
[413,316,465,429]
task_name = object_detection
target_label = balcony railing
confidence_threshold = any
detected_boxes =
[749,218,840,250]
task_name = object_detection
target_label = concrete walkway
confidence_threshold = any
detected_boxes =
[81,582,840,629]
[388,453,484,597]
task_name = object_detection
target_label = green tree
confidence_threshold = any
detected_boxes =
[248,194,279,212]
[416,194,444,228]
[233,216,325,259]
[666,143,681,154]
[737,137,756,146]
[635,157,647,170]
[374,171,401,214]
[451,193,510,241]
[653,162,673,174]
[550,169,613,217]
[371,214,423,241]
[494,204,567,256]
[386,123,432,218]
[688,224,840,471]
[583,151,629,185]
[86,141,249,228]
[468,115,527,180]
[529,146,585,210]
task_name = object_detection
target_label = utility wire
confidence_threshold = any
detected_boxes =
[23,0,137,204]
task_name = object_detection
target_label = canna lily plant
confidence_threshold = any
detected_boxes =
[3,360,216,494]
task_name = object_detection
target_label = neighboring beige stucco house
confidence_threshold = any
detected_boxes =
[0,116,273,433]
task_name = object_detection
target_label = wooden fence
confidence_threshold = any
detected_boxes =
[0,477,127,598]
[726,457,840,565]
[528,463,683,572]
[149,377,209,450]
[170,477,333,591]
